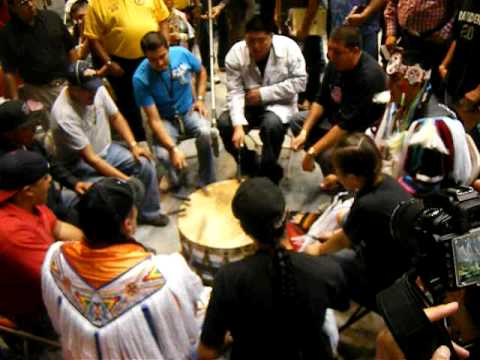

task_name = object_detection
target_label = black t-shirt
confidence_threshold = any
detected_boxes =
[446,0,480,101]
[200,251,349,360]
[343,175,412,291]
[256,56,269,78]
[315,52,387,132]
[0,10,74,85]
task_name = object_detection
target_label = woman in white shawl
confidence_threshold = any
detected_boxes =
[42,177,204,359]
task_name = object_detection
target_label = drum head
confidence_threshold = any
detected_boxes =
[178,179,254,249]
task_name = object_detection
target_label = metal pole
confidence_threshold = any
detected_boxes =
[207,0,220,156]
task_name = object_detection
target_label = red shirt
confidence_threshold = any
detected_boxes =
[0,203,56,320]
[0,1,9,28]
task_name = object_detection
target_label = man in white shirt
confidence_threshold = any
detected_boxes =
[218,15,307,184]
[50,60,169,227]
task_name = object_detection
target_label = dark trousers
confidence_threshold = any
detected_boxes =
[331,249,378,311]
[218,107,287,168]
[290,111,335,176]
[301,35,326,103]
[197,1,229,74]
[108,55,146,141]
[399,32,449,99]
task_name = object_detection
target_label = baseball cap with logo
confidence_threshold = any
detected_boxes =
[0,100,39,133]
[67,60,102,92]
[0,150,50,202]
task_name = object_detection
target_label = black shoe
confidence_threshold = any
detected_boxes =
[140,214,170,227]
[239,149,260,177]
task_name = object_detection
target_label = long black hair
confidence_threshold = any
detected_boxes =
[232,178,303,357]
[332,132,382,189]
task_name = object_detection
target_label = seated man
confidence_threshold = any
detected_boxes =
[218,15,307,184]
[291,25,386,186]
[133,31,216,189]
[0,99,91,224]
[0,150,83,328]
[50,60,169,226]
[42,177,204,359]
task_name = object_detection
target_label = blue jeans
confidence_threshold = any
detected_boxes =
[71,143,162,221]
[152,111,216,187]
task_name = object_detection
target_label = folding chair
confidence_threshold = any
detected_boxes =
[0,316,60,360]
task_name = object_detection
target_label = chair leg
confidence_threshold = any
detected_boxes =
[286,135,294,179]
[23,339,29,360]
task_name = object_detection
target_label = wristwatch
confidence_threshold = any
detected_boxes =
[197,95,205,101]
[129,141,138,149]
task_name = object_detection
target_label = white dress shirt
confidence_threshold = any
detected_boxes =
[225,34,307,126]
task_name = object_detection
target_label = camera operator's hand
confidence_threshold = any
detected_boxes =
[375,302,470,360]
[431,346,451,360]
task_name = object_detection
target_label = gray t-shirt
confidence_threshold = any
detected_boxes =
[51,86,118,165]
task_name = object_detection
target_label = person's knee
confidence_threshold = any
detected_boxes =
[261,113,284,134]
[195,126,213,145]
[153,144,170,163]
[289,111,308,135]
[137,156,156,176]
[217,111,232,132]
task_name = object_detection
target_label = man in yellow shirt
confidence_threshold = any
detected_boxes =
[174,0,190,10]
[84,0,170,141]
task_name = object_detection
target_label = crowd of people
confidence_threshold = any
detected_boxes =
[0,0,479,359]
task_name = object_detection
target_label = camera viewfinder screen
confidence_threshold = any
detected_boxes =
[453,230,480,287]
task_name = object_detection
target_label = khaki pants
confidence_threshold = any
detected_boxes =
[19,80,67,131]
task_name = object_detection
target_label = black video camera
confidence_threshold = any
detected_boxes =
[377,186,480,359]
[391,186,480,298]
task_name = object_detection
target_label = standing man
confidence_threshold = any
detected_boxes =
[384,0,457,96]
[84,0,170,141]
[219,15,307,184]
[0,150,83,328]
[331,0,386,59]
[439,0,480,107]
[51,61,169,227]
[275,0,327,110]
[290,26,386,186]
[0,0,76,120]
[133,31,216,189]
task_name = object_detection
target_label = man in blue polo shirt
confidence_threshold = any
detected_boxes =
[133,31,216,189]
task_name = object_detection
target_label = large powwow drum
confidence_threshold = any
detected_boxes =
[178,180,256,285]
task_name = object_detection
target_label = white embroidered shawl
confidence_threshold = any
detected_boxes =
[42,242,204,360]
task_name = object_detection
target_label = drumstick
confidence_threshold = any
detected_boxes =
[236,143,244,181]
[165,208,187,216]
[171,193,191,202]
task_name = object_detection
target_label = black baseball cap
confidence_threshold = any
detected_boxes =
[79,177,145,222]
[67,60,102,92]
[0,150,50,202]
[0,100,37,133]
[232,177,286,241]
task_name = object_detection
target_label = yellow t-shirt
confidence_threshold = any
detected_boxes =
[173,0,190,10]
[84,0,170,59]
